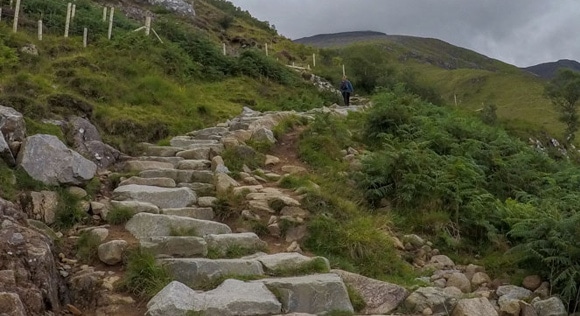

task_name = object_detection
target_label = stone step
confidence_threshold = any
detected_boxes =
[141,236,208,258]
[110,200,160,215]
[170,136,220,148]
[176,159,212,170]
[186,127,229,140]
[147,280,281,316]
[252,253,330,274]
[143,146,182,157]
[112,184,196,209]
[136,156,184,168]
[253,274,354,314]
[118,176,176,188]
[176,144,224,160]
[160,258,264,289]
[125,213,231,239]
[204,233,266,258]
[140,169,214,184]
[161,207,214,221]
[178,183,216,197]
[123,160,174,172]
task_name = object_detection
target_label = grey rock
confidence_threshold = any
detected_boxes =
[211,155,229,174]
[125,213,231,239]
[471,272,491,288]
[427,255,455,270]
[198,196,218,207]
[112,184,196,209]
[119,176,177,188]
[0,105,26,143]
[332,269,408,314]
[16,134,97,185]
[257,252,329,273]
[178,183,216,196]
[170,136,218,148]
[83,140,123,169]
[204,233,266,258]
[0,131,15,165]
[201,279,281,316]
[161,258,264,289]
[21,190,59,225]
[532,297,567,316]
[141,236,208,258]
[138,156,184,168]
[147,0,195,16]
[162,207,214,220]
[98,240,128,265]
[146,281,201,316]
[124,160,174,172]
[446,273,471,293]
[0,292,26,316]
[451,297,498,316]
[188,127,228,139]
[110,200,160,215]
[404,287,458,313]
[251,127,276,144]
[144,146,182,157]
[176,159,211,170]
[216,173,240,194]
[522,275,542,291]
[256,274,354,314]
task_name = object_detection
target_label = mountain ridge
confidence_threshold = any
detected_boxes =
[523,59,580,79]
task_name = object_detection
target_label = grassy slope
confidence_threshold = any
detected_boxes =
[301,34,564,137]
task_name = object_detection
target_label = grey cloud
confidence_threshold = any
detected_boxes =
[228,0,580,67]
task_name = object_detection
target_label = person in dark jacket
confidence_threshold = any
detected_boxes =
[340,76,354,106]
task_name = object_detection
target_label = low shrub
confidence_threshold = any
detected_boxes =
[118,249,171,299]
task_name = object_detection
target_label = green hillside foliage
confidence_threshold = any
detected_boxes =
[0,0,333,153]
[302,86,580,309]
[309,39,564,140]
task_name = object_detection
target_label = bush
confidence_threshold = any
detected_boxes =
[76,231,101,263]
[106,206,134,225]
[54,188,86,230]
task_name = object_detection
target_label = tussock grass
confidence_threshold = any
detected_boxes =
[118,249,171,299]
[75,231,101,263]
[106,206,134,225]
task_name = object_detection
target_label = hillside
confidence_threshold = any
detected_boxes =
[296,31,563,139]
[524,59,580,79]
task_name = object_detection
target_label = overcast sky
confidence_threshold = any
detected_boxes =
[228,0,580,67]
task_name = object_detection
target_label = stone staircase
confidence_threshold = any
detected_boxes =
[106,104,372,315]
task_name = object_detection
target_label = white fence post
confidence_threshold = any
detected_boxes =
[342,64,346,76]
[64,3,72,38]
[145,16,151,36]
[107,7,114,40]
[265,43,269,56]
[313,53,316,68]
[9,0,13,8]
[0,8,3,22]
[12,0,21,32]
[38,20,43,40]
[71,4,76,20]
[102,7,107,22]
[83,28,88,47]
[222,43,226,56]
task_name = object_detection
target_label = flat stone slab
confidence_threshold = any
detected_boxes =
[140,169,214,184]
[176,159,211,170]
[141,236,208,258]
[200,279,281,315]
[146,281,201,316]
[256,253,330,273]
[162,207,214,221]
[119,176,176,188]
[204,233,266,258]
[123,160,174,172]
[246,193,301,206]
[110,200,160,215]
[125,213,231,239]
[178,183,216,196]
[137,156,184,167]
[254,274,354,314]
[170,136,219,148]
[143,146,182,157]
[112,184,196,209]
[161,258,264,289]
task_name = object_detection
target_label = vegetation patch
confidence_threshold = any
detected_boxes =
[54,188,86,230]
[169,226,198,237]
[268,257,330,277]
[106,206,134,225]
[75,231,101,263]
[118,249,171,299]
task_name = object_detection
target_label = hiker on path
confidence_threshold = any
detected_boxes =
[340,76,354,106]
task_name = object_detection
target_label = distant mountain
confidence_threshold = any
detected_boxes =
[523,59,580,79]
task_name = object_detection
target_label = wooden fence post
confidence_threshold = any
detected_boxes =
[107,7,114,40]
[12,0,21,32]
[83,28,88,47]
[265,43,268,56]
[38,20,43,40]
[222,43,226,56]
[64,3,72,38]
[102,7,107,22]
[145,16,151,36]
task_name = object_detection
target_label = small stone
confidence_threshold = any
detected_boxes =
[522,275,542,291]
[67,186,88,199]
[97,240,128,265]
[265,155,281,166]
[268,223,281,237]
[422,307,433,315]
[67,304,83,315]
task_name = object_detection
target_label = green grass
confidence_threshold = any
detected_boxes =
[75,231,101,263]
[197,274,264,291]
[268,257,330,277]
[169,226,198,236]
[53,188,87,230]
[118,249,172,299]
[106,206,134,225]
[346,284,367,312]
[207,244,265,259]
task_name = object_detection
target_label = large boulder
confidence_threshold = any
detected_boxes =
[98,240,128,265]
[0,130,15,165]
[404,287,459,313]
[204,233,266,257]
[112,184,196,209]
[332,269,408,314]
[200,279,282,316]
[451,297,498,316]
[255,274,354,314]
[0,105,26,143]
[0,198,65,315]
[20,190,59,225]
[16,134,97,185]
[65,116,123,169]
[532,297,567,316]
[0,292,27,316]
[146,0,195,16]
[141,236,208,258]
[256,253,329,273]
